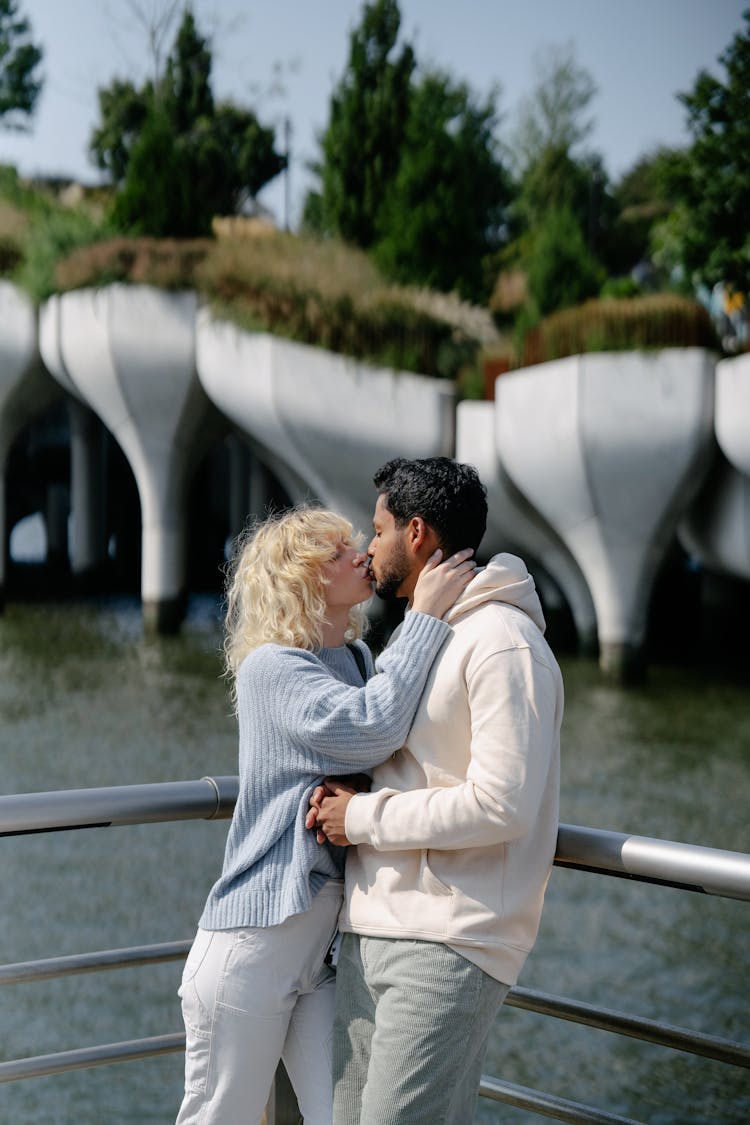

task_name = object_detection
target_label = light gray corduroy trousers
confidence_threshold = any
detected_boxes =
[332,932,509,1125]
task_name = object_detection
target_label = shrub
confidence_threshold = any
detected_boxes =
[518,293,720,366]
[600,275,641,299]
[51,231,487,381]
[55,237,211,292]
[15,207,115,302]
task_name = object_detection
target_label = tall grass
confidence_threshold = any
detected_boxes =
[53,230,491,380]
[517,294,720,366]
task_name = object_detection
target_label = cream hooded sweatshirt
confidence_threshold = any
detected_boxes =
[340,553,563,986]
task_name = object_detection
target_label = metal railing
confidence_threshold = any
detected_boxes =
[1,777,748,1124]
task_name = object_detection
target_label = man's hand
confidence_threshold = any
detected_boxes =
[306,780,336,843]
[306,778,357,846]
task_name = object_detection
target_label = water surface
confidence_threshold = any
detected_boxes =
[0,599,747,1124]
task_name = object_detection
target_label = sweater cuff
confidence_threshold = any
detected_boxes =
[345,791,380,846]
[398,609,451,647]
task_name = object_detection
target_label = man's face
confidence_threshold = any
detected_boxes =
[367,493,412,601]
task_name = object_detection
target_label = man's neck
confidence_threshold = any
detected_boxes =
[402,573,419,607]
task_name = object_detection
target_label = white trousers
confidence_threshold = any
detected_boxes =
[176,880,343,1125]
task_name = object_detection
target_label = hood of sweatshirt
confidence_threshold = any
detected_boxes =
[442,553,546,634]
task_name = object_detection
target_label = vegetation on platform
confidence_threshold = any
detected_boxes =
[518,294,720,367]
[0,0,746,393]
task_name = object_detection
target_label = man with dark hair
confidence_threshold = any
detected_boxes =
[309,456,563,1125]
[366,457,488,604]
[372,456,488,558]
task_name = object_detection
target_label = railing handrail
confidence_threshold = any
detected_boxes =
[1,777,749,901]
[2,940,747,1071]
[2,777,747,1123]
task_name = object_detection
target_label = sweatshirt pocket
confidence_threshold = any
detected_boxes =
[418,850,454,897]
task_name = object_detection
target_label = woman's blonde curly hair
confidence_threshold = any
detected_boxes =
[223,507,368,703]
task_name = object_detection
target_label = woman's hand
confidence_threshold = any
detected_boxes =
[307,776,369,844]
[411,547,476,618]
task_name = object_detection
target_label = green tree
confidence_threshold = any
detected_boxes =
[669,10,750,291]
[526,206,602,317]
[509,44,611,250]
[374,69,511,302]
[512,43,596,173]
[314,0,414,247]
[505,44,611,319]
[90,8,285,237]
[607,146,690,277]
[0,0,42,131]
[89,78,151,184]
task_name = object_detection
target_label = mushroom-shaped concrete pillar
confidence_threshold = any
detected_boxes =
[196,312,456,536]
[0,282,62,606]
[679,353,750,582]
[679,454,750,581]
[47,284,214,632]
[495,349,716,678]
[456,399,596,649]
[40,294,108,582]
[716,353,750,482]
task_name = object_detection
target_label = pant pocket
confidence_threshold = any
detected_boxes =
[181,980,213,1094]
[179,928,216,998]
[180,930,221,1094]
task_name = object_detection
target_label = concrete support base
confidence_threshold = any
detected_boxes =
[599,641,647,684]
[142,595,187,636]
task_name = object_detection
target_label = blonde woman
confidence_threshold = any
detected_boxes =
[176,507,475,1125]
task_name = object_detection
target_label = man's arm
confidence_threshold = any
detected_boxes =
[338,648,560,852]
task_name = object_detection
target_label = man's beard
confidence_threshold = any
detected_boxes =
[373,540,411,601]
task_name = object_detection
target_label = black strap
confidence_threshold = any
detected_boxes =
[346,642,367,682]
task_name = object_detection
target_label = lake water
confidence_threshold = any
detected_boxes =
[0,597,748,1124]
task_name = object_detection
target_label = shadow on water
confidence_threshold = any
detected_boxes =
[0,598,748,1123]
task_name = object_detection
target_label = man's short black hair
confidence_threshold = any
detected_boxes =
[373,457,487,557]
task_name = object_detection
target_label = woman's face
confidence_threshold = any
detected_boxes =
[322,540,373,611]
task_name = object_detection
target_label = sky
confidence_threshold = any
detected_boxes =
[1,0,747,227]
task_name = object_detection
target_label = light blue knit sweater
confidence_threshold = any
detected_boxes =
[199,611,451,930]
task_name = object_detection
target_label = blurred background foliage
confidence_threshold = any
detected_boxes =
[0,0,747,389]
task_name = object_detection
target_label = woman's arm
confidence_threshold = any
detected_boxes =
[245,550,476,771]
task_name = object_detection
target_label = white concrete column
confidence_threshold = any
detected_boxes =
[0,283,62,603]
[41,285,213,633]
[45,480,69,567]
[196,311,456,537]
[67,399,107,577]
[716,353,750,478]
[227,432,251,539]
[679,353,750,582]
[679,455,750,582]
[457,399,597,650]
[40,296,109,580]
[496,349,716,678]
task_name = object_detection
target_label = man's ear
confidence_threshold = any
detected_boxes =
[407,517,438,555]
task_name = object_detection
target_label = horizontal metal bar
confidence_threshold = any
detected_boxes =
[507,986,750,1069]
[0,1034,185,1083]
[0,941,192,985]
[0,776,239,836]
[0,1032,643,1125]
[479,1075,644,1124]
[1,778,749,902]
[555,823,750,901]
[4,940,748,1073]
